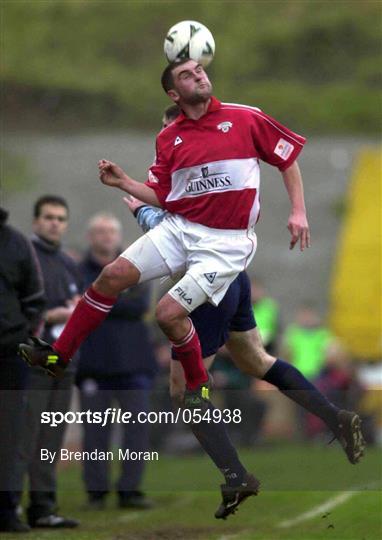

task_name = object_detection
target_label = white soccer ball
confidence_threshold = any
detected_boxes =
[164,20,215,67]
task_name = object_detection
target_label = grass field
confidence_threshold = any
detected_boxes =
[7,444,381,540]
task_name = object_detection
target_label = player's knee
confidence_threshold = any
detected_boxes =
[97,262,123,291]
[155,303,178,332]
[96,259,139,294]
[250,347,274,376]
[231,336,273,377]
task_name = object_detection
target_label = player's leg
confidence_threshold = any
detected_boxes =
[156,271,218,394]
[154,219,258,398]
[225,272,365,463]
[169,285,262,517]
[157,271,254,399]
[157,259,251,396]
[169,359,260,519]
[226,328,273,378]
[169,359,247,485]
[156,293,209,394]
[169,354,214,403]
[165,279,252,493]
[19,235,171,376]
[52,257,140,361]
[226,328,365,464]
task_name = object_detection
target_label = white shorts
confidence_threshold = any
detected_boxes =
[121,214,257,312]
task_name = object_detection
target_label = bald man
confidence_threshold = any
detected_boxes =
[76,213,157,510]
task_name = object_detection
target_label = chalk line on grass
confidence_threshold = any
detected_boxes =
[277,491,356,528]
[277,481,380,529]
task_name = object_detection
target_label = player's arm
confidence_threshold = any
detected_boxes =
[123,196,167,232]
[98,159,162,207]
[281,161,310,251]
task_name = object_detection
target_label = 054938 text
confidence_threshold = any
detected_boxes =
[40,407,242,427]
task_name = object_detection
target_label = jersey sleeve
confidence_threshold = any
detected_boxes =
[144,139,171,207]
[250,110,306,171]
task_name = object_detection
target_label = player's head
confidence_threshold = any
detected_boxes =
[33,195,69,244]
[161,59,212,106]
[162,104,181,128]
[86,212,122,257]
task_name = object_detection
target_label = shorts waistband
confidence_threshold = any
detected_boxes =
[168,215,255,236]
[201,225,256,236]
[165,214,257,237]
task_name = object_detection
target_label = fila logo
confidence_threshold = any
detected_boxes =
[217,121,233,133]
[174,286,192,305]
[204,272,217,284]
[174,136,183,146]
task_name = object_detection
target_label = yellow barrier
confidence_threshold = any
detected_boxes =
[329,148,382,359]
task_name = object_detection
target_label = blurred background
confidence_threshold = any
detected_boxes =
[1,0,381,479]
[2,0,380,347]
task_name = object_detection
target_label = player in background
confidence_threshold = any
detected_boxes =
[136,105,367,517]
[127,192,366,516]
[20,60,365,517]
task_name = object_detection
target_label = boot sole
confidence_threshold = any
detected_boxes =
[348,414,366,464]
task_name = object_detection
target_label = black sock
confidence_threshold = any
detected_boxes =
[190,402,247,487]
[263,358,340,433]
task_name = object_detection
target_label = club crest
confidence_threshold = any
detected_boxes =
[217,121,233,133]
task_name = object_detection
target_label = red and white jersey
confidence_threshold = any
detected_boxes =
[145,97,306,229]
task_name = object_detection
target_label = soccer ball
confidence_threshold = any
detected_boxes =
[164,20,215,67]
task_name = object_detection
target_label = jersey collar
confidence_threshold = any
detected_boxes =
[175,96,221,124]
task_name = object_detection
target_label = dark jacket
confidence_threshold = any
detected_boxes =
[0,209,45,356]
[77,252,157,379]
[31,234,82,344]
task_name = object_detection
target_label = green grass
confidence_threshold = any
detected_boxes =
[8,444,382,540]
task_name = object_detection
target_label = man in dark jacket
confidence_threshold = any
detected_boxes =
[14,196,81,529]
[0,207,45,533]
[76,212,157,509]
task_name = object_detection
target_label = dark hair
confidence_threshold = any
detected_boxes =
[33,195,69,218]
[164,104,181,122]
[161,59,192,93]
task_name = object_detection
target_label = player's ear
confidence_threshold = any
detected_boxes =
[167,89,179,103]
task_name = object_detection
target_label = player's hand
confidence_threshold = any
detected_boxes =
[122,196,146,214]
[98,159,127,188]
[287,210,311,251]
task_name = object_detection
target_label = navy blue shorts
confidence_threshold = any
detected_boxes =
[172,271,256,360]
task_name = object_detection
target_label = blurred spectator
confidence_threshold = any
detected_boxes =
[0,207,45,533]
[76,213,157,510]
[211,347,267,447]
[251,278,280,355]
[282,303,334,380]
[305,341,364,439]
[15,196,81,529]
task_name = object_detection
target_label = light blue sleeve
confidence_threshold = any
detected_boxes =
[136,206,167,233]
